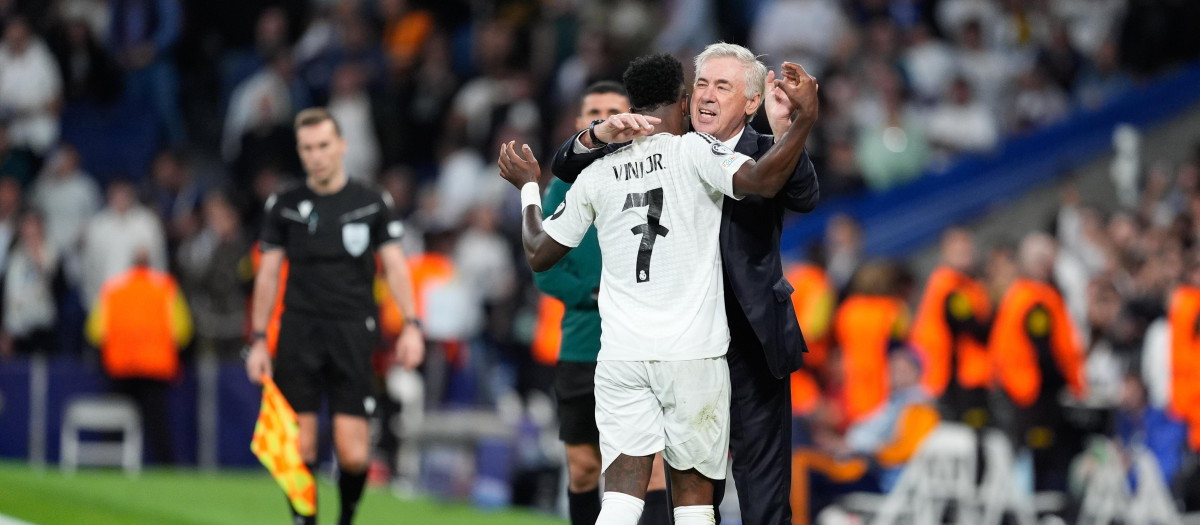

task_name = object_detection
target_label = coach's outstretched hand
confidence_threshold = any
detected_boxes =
[394,324,424,370]
[498,141,541,188]
[774,62,818,127]
[593,113,661,144]
[245,340,272,384]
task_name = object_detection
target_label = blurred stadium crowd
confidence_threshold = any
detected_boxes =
[3,0,1200,521]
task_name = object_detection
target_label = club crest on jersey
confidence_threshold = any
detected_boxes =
[342,223,370,256]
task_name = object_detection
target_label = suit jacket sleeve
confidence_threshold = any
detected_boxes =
[550,131,626,183]
[777,148,820,213]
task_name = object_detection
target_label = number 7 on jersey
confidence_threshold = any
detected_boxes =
[623,188,669,283]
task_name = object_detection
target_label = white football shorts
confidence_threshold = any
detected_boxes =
[593,356,731,480]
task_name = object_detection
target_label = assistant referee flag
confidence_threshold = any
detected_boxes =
[251,374,316,516]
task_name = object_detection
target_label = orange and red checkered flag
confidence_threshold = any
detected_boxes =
[251,374,316,516]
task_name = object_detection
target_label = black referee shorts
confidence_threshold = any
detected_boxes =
[275,310,381,418]
[555,361,599,445]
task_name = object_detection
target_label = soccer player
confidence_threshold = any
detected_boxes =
[245,108,425,525]
[498,53,818,525]
[552,43,819,524]
[536,81,671,525]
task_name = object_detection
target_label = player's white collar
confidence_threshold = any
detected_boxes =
[722,127,745,151]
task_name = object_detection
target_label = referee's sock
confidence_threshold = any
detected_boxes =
[637,489,670,525]
[596,491,644,525]
[673,505,714,525]
[337,468,368,525]
[567,487,601,525]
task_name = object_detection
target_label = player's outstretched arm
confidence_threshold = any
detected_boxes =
[550,114,662,183]
[733,62,819,198]
[498,142,571,272]
[246,247,284,384]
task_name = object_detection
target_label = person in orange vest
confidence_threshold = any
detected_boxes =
[910,228,993,428]
[1168,250,1200,452]
[86,248,193,464]
[833,262,911,425]
[988,232,1085,491]
[785,255,836,419]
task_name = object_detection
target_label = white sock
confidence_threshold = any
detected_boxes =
[595,491,645,525]
[673,504,715,525]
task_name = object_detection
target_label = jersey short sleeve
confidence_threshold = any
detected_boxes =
[542,175,595,248]
[259,193,287,249]
[681,132,750,200]
[372,190,405,248]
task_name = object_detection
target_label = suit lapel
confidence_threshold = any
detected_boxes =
[734,125,762,157]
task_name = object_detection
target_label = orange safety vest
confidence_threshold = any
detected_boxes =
[910,266,993,396]
[988,278,1085,408]
[531,295,565,366]
[89,267,191,381]
[785,263,836,416]
[1168,285,1200,450]
[834,295,909,423]
[250,242,289,357]
[407,253,455,319]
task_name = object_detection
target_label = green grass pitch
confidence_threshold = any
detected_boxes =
[0,462,566,524]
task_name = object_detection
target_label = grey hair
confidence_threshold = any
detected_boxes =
[693,43,768,122]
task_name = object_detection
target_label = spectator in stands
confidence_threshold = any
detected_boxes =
[825,214,863,293]
[328,63,381,182]
[1074,41,1132,110]
[925,78,999,159]
[176,192,248,358]
[222,48,308,164]
[46,12,123,105]
[0,176,21,269]
[220,6,290,96]
[901,23,955,105]
[790,347,940,524]
[819,139,868,198]
[86,247,191,464]
[989,232,1086,491]
[454,203,514,308]
[81,178,167,306]
[143,149,203,253]
[1036,23,1085,93]
[952,19,1015,108]
[854,68,929,191]
[1012,65,1069,133]
[750,0,853,78]
[107,0,185,144]
[0,16,63,157]
[0,210,64,356]
[1115,372,1187,486]
[377,0,433,75]
[0,125,34,186]
[29,143,101,278]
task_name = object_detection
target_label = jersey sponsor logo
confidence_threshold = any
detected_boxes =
[549,202,566,220]
[342,223,370,256]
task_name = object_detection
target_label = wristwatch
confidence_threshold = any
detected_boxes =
[404,318,424,331]
[588,119,608,146]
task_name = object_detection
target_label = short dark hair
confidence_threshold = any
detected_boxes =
[622,53,684,114]
[582,80,628,99]
[294,107,342,136]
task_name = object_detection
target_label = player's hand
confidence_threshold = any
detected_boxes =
[394,325,425,370]
[498,141,541,188]
[775,62,818,127]
[595,114,661,144]
[245,340,272,384]
[763,69,795,139]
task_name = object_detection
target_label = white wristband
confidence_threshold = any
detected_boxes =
[520,182,541,211]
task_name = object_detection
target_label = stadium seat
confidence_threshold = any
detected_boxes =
[59,395,143,476]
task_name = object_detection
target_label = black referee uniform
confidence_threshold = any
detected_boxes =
[261,179,404,417]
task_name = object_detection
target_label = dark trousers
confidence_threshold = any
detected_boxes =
[111,377,175,464]
[712,336,794,524]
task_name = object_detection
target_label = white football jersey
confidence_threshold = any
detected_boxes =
[543,132,751,361]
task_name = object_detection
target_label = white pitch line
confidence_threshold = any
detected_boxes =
[0,512,35,525]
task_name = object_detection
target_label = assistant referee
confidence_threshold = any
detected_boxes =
[245,107,425,525]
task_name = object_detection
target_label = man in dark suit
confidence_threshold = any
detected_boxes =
[551,43,819,524]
